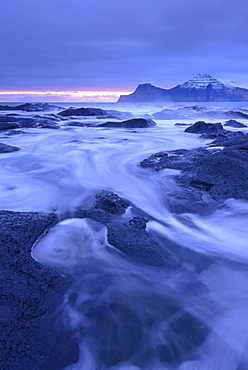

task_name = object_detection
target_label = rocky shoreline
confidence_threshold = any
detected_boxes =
[1,111,248,368]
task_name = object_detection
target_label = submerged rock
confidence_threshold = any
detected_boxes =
[224,119,247,128]
[0,142,20,153]
[0,211,77,370]
[98,118,156,128]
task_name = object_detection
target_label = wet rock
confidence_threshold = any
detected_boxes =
[209,131,248,150]
[58,107,108,117]
[185,121,224,134]
[0,122,20,130]
[0,115,59,129]
[0,211,77,369]
[140,140,248,211]
[98,118,156,128]
[0,143,20,153]
[107,217,175,267]
[94,191,130,215]
[174,123,191,126]
[226,110,248,119]
[0,103,62,112]
[155,312,209,366]
[224,119,247,128]
[75,192,177,267]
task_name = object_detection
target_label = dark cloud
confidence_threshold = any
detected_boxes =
[0,0,247,91]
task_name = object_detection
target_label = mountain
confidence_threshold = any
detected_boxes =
[118,74,248,102]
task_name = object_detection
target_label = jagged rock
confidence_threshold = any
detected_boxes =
[0,143,20,153]
[0,211,78,370]
[140,139,248,212]
[98,118,156,128]
[185,121,224,134]
[224,119,247,128]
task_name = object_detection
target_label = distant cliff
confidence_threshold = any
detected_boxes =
[118,74,248,102]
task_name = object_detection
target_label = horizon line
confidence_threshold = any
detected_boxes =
[0,90,133,103]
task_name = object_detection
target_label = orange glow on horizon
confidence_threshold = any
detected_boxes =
[0,90,132,102]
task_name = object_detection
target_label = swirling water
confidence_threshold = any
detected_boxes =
[1,102,248,369]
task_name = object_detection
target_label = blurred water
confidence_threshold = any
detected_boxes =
[1,102,248,369]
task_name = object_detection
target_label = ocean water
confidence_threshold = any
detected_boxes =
[1,102,248,369]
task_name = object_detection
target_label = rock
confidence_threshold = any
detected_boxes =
[94,191,130,214]
[155,312,209,366]
[0,143,20,153]
[225,111,248,119]
[209,131,248,150]
[174,123,191,126]
[140,141,248,209]
[0,211,78,370]
[0,115,59,129]
[98,118,156,128]
[224,119,247,128]
[0,103,62,112]
[58,107,108,117]
[0,122,20,130]
[185,121,224,134]
[75,192,177,267]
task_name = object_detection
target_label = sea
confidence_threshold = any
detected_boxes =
[1,101,248,369]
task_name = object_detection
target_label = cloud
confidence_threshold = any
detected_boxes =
[0,0,247,91]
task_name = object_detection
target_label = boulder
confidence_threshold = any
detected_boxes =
[98,118,156,128]
[58,107,108,117]
[185,121,224,134]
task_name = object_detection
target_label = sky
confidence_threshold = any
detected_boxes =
[0,0,248,101]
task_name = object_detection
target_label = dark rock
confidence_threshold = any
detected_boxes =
[140,141,248,210]
[209,131,248,150]
[0,103,62,112]
[224,119,247,128]
[107,217,174,267]
[0,122,20,130]
[58,107,108,117]
[155,312,209,365]
[0,211,77,370]
[75,192,177,267]
[0,115,59,129]
[98,118,156,128]
[185,121,224,134]
[95,191,130,214]
[0,143,20,153]
[225,111,248,119]
[174,123,191,126]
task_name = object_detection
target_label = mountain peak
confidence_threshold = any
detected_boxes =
[180,74,237,90]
